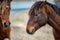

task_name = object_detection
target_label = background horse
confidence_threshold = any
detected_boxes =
[0,0,12,40]
[26,1,60,40]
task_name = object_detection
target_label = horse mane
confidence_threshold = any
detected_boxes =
[46,2,60,15]
[29,1,60,16]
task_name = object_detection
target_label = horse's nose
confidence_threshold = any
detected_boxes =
[4,22,11,28]
[26,27,35,34]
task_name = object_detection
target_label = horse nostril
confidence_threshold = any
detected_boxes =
[27,29,30,34]
[4,22,11,28]
[26,29,35,34]
[32,29,35,33]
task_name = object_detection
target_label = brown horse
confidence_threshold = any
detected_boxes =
[26,1,60,40]
[0,0,12,40]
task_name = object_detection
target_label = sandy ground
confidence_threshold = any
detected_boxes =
[11,25,54,40]
[10,10,55,40]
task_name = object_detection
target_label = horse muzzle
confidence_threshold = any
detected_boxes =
[3,22,11,28]
[26,26,35,34]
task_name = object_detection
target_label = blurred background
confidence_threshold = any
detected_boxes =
[10,0,60,40]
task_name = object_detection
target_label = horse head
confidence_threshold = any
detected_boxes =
[26,1,48,34]
[0,0,11,28]
[0,0,12,39]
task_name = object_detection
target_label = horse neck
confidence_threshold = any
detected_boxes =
[46,5,60,31]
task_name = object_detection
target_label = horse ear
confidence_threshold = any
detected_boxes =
[45,0,47,2]
[40,2,46,8]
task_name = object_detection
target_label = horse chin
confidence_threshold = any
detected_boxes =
[27,31,35,35]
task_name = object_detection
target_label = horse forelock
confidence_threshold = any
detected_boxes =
[29,1,44,16]
[46,2,60,15]
[28,1,49,16]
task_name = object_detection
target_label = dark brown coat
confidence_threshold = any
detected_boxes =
[26,1,60,40]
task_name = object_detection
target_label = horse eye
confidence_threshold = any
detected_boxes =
[35,14,38,16]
